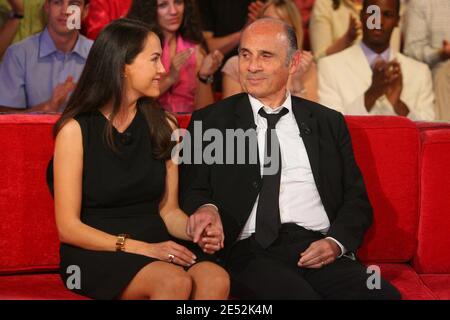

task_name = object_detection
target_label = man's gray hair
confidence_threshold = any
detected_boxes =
[284,23,298,64]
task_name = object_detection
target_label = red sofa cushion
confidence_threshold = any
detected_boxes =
[0,273,89,300]
[413,129,450,274]
[345,116,420,263]
[420,275,450,300]
[377,263,436,300]
[0,115,60,274]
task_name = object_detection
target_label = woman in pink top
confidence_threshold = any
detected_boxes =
[128,0,223,113]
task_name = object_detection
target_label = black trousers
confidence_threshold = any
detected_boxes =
[226,224,401,300]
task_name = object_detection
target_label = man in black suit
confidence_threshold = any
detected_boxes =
[180,18,400,300]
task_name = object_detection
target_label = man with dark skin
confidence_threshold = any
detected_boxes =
[362,0,407,115]
[318,0,434,120]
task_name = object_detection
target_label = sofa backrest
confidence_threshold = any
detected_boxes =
[0,115,60,274]
[0,114,428,273]
[413,129,450,274]
[346,116,420,263]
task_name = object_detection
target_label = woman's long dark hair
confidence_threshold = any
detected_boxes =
[53,18,176,160]
[127,0,207,50]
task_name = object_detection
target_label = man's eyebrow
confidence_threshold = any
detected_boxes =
[259,50,275,56]
[151,52,161,57]
[239,48,250,53]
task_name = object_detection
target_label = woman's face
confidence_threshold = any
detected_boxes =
[156,0,185,34]
[124,34,166,99]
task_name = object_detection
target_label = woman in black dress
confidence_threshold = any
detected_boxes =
[50,19,229,300]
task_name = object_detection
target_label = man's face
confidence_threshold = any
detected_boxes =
[238,22,297,102]
[361,0,399,47]
[45,0,87,36]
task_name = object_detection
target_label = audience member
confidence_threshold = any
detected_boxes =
[404,0,450,121]
[0,0,92,113]
[318,0,434,120]
[0,0,46,58]
[128,0,223,113]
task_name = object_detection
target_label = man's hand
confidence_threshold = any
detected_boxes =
[298,239,341,269]
[197,224,223,254]
[44,76,76,112]
[7,0,24,14]
[385,60,403,107]
[384,60,409,116]
[364,59,390,110]
[187,205,224,247]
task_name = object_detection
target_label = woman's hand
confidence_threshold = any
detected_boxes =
[138,240,197,267]
[247,1,265,24]
[297,51,315,75]
[169,48,194,83]
[198,50,224,79]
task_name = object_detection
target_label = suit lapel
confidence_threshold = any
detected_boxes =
[233,94,257,131]
[292,98,321,188]
[345,44,373,89]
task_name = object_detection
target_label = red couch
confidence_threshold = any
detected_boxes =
[0,114,449,300]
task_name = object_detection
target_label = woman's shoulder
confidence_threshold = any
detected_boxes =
[57,111,99,142]
[56,118,82,139]
[54,118,84,155]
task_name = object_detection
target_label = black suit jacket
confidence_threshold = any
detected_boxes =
[180,93,372,256]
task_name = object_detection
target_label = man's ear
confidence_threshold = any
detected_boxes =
[289,50,301,75]
[82,3,90,21]
[43,0,50,15]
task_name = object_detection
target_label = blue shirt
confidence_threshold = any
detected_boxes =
[360,41,391,69]
[0,28,93,109]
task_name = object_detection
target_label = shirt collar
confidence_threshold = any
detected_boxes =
[39,27,91,59]
[248,91,292,124]
[360,41,391,68]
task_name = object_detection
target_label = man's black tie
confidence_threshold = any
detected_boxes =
[255,107,289,249]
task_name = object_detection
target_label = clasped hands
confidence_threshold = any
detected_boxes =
[186,205,225,255]
[187,206,341,268]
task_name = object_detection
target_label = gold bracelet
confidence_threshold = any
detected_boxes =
[116,234,130,252]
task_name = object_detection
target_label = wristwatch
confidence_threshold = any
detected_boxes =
[197,72,214,85]
[116,234,130,252]
[8,11,24,20]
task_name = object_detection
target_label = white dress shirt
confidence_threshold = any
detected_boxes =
[236,92,345,255]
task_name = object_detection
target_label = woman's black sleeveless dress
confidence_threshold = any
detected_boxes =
[48,109,173,300]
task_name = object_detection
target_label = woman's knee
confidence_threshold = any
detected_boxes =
[127,262,193,299]
[162,269,193,295]
[190,262,230,293]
